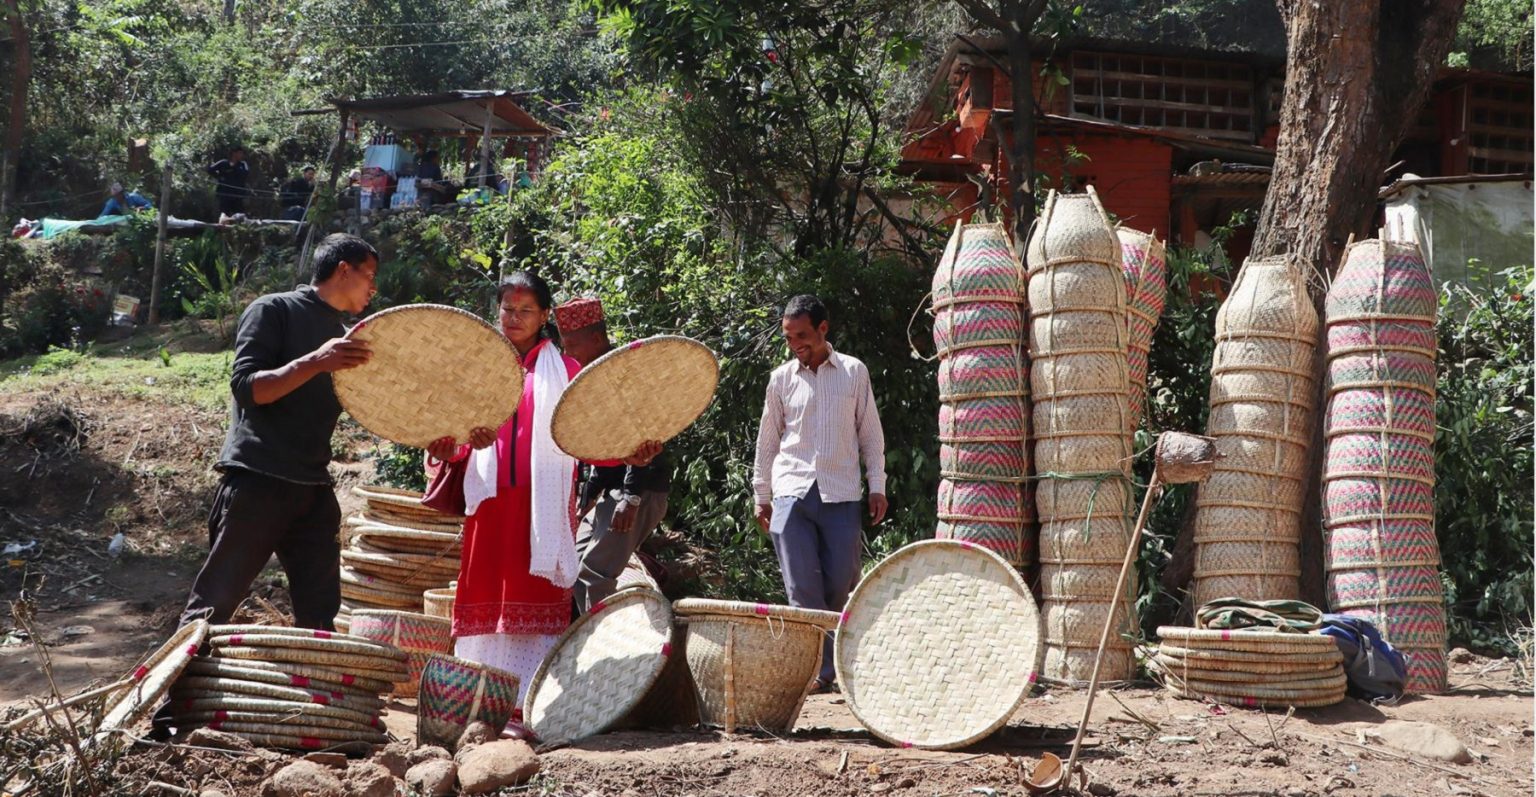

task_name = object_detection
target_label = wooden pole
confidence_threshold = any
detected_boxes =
[146,164,173,325]
[477,105,493,191]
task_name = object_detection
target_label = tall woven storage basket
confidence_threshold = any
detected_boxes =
[932,221,1033,567]
[1117,227,1168,425]
[1026,188,1137,684]
[1192,256,1318,606]
[1323,239,1447,694]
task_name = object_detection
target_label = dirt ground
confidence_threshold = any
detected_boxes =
[1,371,1532,797]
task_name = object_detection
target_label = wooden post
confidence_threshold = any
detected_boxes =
[477,105,494,190]
[146,164,173,325]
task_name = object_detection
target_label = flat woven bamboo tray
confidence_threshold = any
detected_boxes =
[89,620,208,747]
[333,304,525,449]
[524,587,674,746]
[551,335,719,460]
[673,599,840,629]
[184,656,395,695]
[835,540,1043,750]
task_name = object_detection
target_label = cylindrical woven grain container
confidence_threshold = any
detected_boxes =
[416,653,520,747]
[1192,256,1318,606]
[347,610,452,698]
[1117,227,1168,425]
[1323,239,1447,694]
[1026,188,1137,685]
[932,221,1033,567]
[674,600,837,733]
[422,586,455,620]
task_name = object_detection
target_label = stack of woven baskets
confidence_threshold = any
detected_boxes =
[347,609,452,698]
[932,222,1034,568]
[1151,627,1347,708]
[167,625,407,750]
[1192,257,1318,606]
[338,485,463,631]
[1027,188,1138,684]
[1323,240,1448,694]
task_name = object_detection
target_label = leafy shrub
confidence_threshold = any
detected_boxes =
[371,442,428,492]
[1435,268,1533,653]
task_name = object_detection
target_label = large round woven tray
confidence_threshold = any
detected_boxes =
[170,677,386,712]
[210,645,408,679]
[351,484,459,515]
[350,512,464,534]
[180,659,381,698]
[524,587,674,746]
[185,656,396,695]
[1155,644,1344,666]
[551,335,719,461]
[168,695,382,727]
[835,540,1043,750]
[333,304,525,449]
[207,632,407,661]
[89,620,208,747]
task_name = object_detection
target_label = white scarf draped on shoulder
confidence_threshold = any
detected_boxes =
[461,340,579,588]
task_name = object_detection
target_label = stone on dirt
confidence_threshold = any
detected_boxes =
[374,740,413,778]
[456,719,498,752]
[406,758,458,797]
[343,761,398,797]
[185,728,255,753]
[456,739,540,794]
[1373,720,1474,764]
[262,760,343,797]
[407,745,452,766]
[302,752,348,769]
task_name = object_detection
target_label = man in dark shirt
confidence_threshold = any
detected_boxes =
[278,165,316,221]
[175,233,377,632]
[206,146,251,218]
[556,298,673,613]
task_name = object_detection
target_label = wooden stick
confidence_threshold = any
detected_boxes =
[1063,471,1163,782]
[3,679,130,732]
[147,163,173,325]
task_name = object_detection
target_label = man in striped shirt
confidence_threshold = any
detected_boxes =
[753,294,888,691]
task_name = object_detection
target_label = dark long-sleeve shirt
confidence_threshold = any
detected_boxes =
[216,285,346,485]
[580,453,672,507]
[206,159,250,197]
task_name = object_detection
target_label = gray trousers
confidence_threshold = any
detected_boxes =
[768,482,862,685]
[573,488,669,613]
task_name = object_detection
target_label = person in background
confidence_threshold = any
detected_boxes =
[279,165,317,221]
[425,273,661,734]
[417,149,448,205]
[556,298,672,614]
[752,294,888,693]
[98,182,154,218]
[206,146,251,219]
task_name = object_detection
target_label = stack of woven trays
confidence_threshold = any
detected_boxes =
[932,221,1034,569]
[1116,227,1168,425]
[1026,188,1138,684]
[338,485,464,631]
[1323,240,1447,694]
[1192,257,1318,606]
[167,624,408,750]
[674,599,839,733]
[1151,627,1346,708]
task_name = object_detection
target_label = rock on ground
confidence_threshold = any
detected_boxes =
[408,745,452,766]
[1374,720,1474,764]
[262,760,343,797]
[185,728,255,753]
[456,720,498,752]
[406,759,458,797]
[344,761,399,797]
[374,740,413,778]
[456,739,540,794]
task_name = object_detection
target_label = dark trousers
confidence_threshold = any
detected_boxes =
[768,482,863,685]
[216,193,245,216]
[178,468,341,630]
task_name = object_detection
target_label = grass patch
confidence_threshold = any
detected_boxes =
[0,324,234,410]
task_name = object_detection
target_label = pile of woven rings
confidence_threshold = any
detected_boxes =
[338,485,464,631]
[932,221,1034,568]
[1323,240,1447,695]
[1026,188,1138,685]
[1150,627,1346,709]
[167,625,408,750]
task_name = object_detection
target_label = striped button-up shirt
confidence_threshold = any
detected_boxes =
[753,347,886,505]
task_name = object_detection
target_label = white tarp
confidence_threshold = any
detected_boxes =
[1383,176,1533,292]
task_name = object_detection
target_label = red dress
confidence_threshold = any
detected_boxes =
[452,339,582,638]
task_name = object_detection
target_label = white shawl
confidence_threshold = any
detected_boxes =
[462,341,579,588]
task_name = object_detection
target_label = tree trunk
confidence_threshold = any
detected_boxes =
[1250,0,1464,607]
[1002,9,1035,252]
[1250,0,1465,275]
[2,0,31,219]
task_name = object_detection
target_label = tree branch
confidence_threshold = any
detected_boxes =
[952,0,1011,34]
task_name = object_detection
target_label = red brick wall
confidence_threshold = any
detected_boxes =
[1036,135,1174,236]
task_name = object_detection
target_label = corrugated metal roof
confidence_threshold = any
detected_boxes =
[320,91,554,137]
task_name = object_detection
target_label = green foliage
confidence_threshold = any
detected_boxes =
[176,232,241,340]
[1435,268,1534,653]
[371,442,428,492]
[30,347,87,375]
[1452,0,1533,70]
[0,246,112,357]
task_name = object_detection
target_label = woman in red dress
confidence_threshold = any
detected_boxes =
[426,272,658,714]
